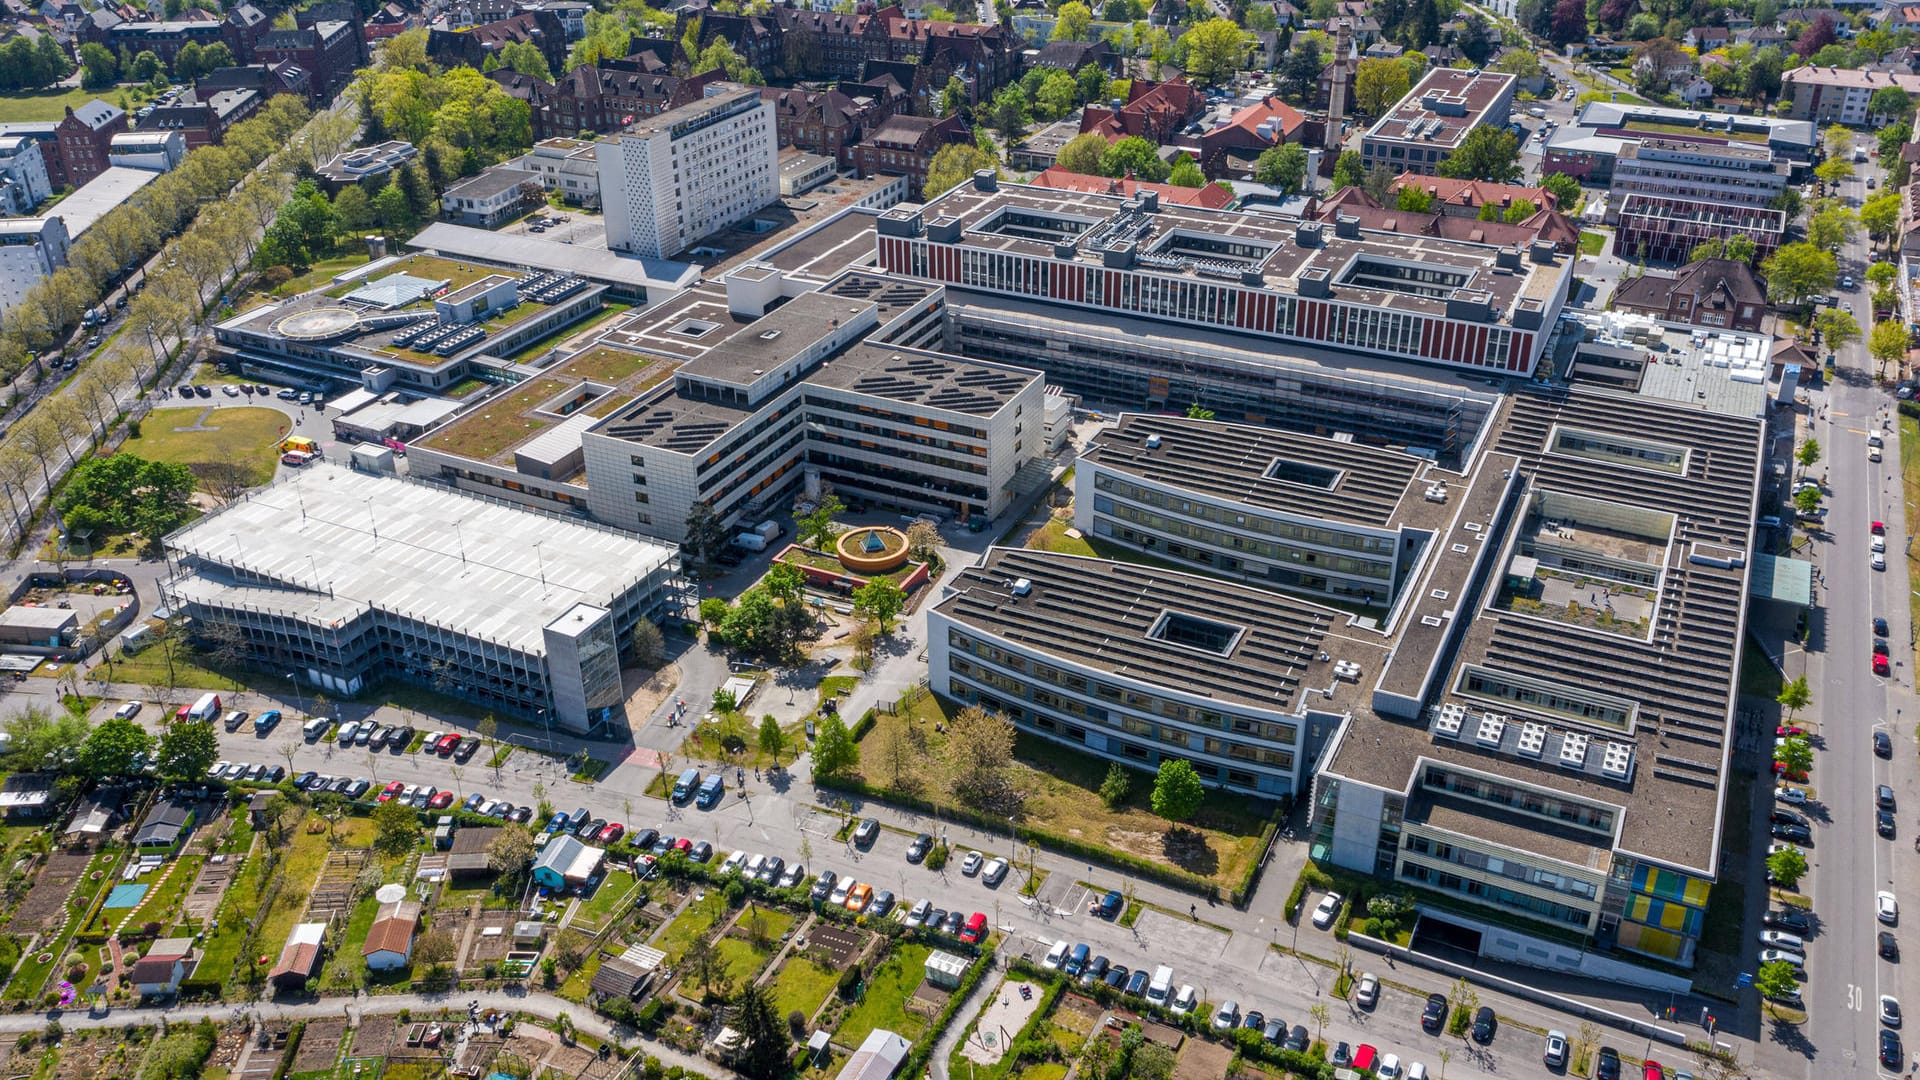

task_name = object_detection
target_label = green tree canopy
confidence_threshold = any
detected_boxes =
[155,719,219,781]
[1332,149,1365,191]
[1254,143,1309,193]
[55,453,196,548]
[812,712,856,778]
[1182,18,1250,86]
[1057,132,1110,175]
[1760,243,1837,307]
[1435,125,1521,183]
[1052,0,1094,40]
[1150,758,1205,824]
[1100,135,1170,182]
[851,577,907,631]
[1167,156,1206,187]
[78,717,151,780]
[372,799,422,857]
[1766,845,1807,888]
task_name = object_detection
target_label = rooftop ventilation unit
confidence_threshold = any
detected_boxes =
[1423,480,1449,503]
[1332,660,1362,681]
[1600,742,1634,781]
[1145,433,1162,449]
[1011,578,1032,596]
[1517,722,1547,758]
[1558,731,1590,769]
[1434,703,1466,739]
[1474,713,1507,747]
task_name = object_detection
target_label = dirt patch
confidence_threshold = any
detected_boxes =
[433,907,474,970]
[10,851,90,934]
[206,1026,250,1074]
[805,924,864,968]
[355,1015,400,1057]
[1053,993,1104,1036]
[540,1044,598,1078]
[1173,1037,1233,1080]
[293,1018,348,1072]
[52,1034,138,1080]
[182,853,238,922]
[466,910,518,966]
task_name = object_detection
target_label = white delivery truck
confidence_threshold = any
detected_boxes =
[186,693,222,722]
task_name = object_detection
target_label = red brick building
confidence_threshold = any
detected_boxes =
[851,113,970,197]
[55,99,129,189]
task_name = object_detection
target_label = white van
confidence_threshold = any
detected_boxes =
[186,693,221,722]
[743,853,767,880]
[1043,940,1070,970]
[1146,965,1174,1004]
[302,716,329,742]
[1170,985,1197,1015]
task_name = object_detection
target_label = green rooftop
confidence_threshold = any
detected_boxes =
[414,346,678,465]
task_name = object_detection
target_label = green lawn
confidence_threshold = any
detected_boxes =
[573,872,639,927]
[127,406,293,487]
[318,891,382,989]
[656,894,729,964]
[834,942,934,1048]
[715,937,773,986]
[0,86,116,123]
[769,955,839,1020]
[678,709,803,770]
[255,817,371,966]
[1578,231,1606,256]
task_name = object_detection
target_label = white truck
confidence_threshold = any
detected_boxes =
[730,520,781,552]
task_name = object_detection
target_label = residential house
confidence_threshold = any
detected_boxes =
[105,19,227,67]
[850,113,970,197]
[224,2,267,60]
[138,87,259,150]
[196,61,313,101]
[763,84,896,169]
[429,10,568,86]
[1609,257,1767,331]
[1029,38,1114,74]
[129,937,195,997]
[268,922,326,991]
[531,833,604,889]
[0,135,51,215]
[1683,25,1730,50]
[1677,75,1716,105]
[362,900,421,970]
[366,3,410,39]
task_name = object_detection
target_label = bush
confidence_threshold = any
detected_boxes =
[634,998,670,1034]
[837,966,861,999]
[925,842,949,871]
[1448,1005,1472,1037]
[259,265,293,290]
[788,1010,806,1037]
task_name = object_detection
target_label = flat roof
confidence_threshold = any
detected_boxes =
[904,182,1563,325]
[936,547,1388,713]
[1363,68,1515,150]
[43,166,159,239]
[753,207,884,281]
[164,463,675,654]
[1327,384,1763,873]
[409,222,700,292]
[1081,413,1437,531]
[1575,100,1815,148]
[0,606,77,630]
[445,167,538,201]
[413,345,680,464]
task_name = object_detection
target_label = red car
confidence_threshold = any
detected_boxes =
[427,790,455,810]
[673,837,693,854]
[376,780,405,803]
[598,823,625,844]
[1351,1045,1378,1072]
[960,911,987,943]
[437,733,462,756]
[1876,654,1893,676]
[1874,520,1888,536]
[1643,1062,1665,1080]
[1772,762,1810,782]
[1777,726,1804,738]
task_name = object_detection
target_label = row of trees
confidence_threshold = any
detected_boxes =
[352,33,536,173]
[4,704,220,789]
[78,40,238,92]
[0,36,74,93]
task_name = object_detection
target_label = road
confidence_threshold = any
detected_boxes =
[1778,150,1920,1080]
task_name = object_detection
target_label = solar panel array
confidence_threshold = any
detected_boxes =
[521,272,586,304]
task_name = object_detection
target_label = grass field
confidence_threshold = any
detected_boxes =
[0,86,115,123]
[769,954,839,1020]
[572,871,639,928]
[255,817,374,966]
[127,406,292,487]
[834,942,934,1048]
[656,893,729,964]
[857,694,1274,892]
[1578,231,1606,256]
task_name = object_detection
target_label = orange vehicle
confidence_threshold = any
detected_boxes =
[844,882,873,913]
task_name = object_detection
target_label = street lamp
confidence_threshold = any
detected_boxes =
[286,671,304,716]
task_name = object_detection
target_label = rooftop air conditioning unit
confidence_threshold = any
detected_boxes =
[1145,433,1162,449]
[1011,578,1032,596]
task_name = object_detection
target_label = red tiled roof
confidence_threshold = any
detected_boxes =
[1387,173,1558,212]
[1031,166,1233,208]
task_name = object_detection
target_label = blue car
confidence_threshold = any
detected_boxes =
[545,811,570,834]
[253,709,281,734]
[1064,943,1089,976]
[463,793,486,813]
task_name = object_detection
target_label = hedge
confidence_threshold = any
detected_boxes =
[270,1022,305,1080]
[816,772,1278,905]
[898,948,993,1080]
[848,708,878,741]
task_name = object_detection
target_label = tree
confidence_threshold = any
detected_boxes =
[1150,759,1205,825]
[155,720,218,781]
[55,453,196,551]
[630,619,665,670]
[1503,198,1539,224]
[1397,185,1434,212]
[1332,150,1365,191]
[1167,156,1206,187]
[371,185,413,233]
[1183,18,1250,86]
[1814,157,1854,187]
[1691,235,1757,264]
[1806,204,1857,252]
[944,705,1019,813]
[1871,319,1910,380]
[372,799,421,857]
[1814,309,1859,351]
[1354,57,1412,116]
[1795,13,1837,57]
[1760,243,1837,308]
[1254,143,1309,193]
[925,143,997,199]
[851,577,906,631]
[1792,486,1822,516]
[1436,126,1520,183]
[1871,85,1914,124]
[1100,762,1132,808]
[1869,261,1900,292]
[938,75,969,119]
[1099,135,1170,182]
[130,50,162,82]
[758,715,787,766]
[1773,734,1812,775]
[1058,132,1109,175]
[683,502,729,570]
[904,519,942,564]
[1053,0,1094,40]
[1280,38,1323,100]
[797,494,844,550]
[813,713,857,778]
[1766,845,1807,888]
[732,982,790,1080]
[79,43,119,90]
[1796,438,1821,469]
[1186,401,1214,420]
[1754,959,1800,1004]
[487,823,540,883]
[496,39,552,81]
[414,929,457,971]
[1549,0,1586,46]
[989,85,1029,141]
[79,717,151,780]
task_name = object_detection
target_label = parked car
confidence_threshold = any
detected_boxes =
[1472,1006,1497,1043]
[428,791,455,810]
[869,890,895,917]
[853,818,879,846]
[983,857,1010,886]
[689,840,712,861]
[906,898,932,926]
[344,779,370,799]
[845,882,874,912]
[1544,1030,1568,1067]
[1421,993,1447,1032]
[1879,732,1894,758]
[960,850,985,876]
[1597,1047,1621,1080]
[454,738,479,763]
[906,833,932,862]
[1764,910,1811,933]
[1312,892,1343,929]
[812,870,839,902]
[1355,972,1379,1008]
[1882,891,1901,924]
[1214,1002,1240,1031]
[377,781,405,803]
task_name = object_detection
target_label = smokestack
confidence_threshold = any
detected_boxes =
[1328,19,1352,126]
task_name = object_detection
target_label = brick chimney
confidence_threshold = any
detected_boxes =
[1328,19,1351,126]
